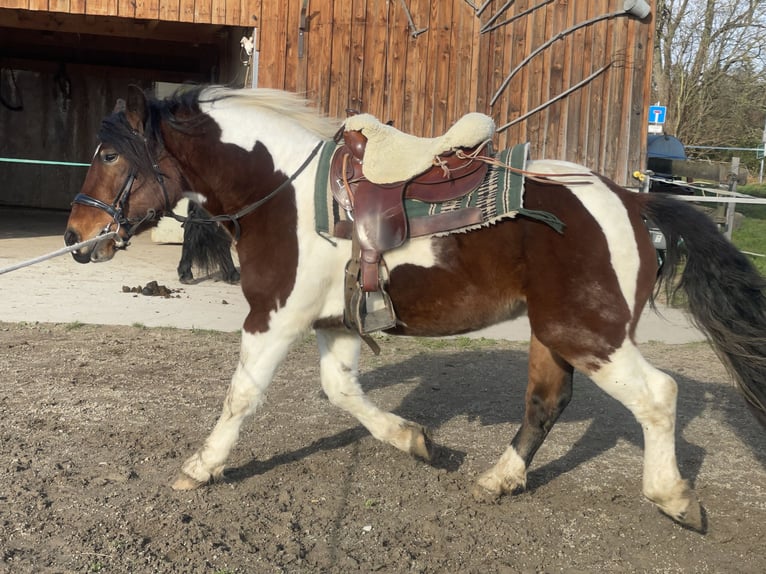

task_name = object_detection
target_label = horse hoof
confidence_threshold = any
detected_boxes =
[662,496,706,533]
[406,424,434,461]
[171,472,208,491]
[471,481,502,503]
[178,273,194,285]
[472,462,527,503]
[225,271,240,284]
[650,483,706,533]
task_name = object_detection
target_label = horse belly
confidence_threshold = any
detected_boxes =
[384,226,527,337]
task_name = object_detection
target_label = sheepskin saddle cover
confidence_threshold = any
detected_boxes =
[343,112,496,184]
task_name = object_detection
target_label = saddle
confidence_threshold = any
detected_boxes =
[330,112,496,334]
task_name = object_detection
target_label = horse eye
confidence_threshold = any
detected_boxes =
[101,151,119,164]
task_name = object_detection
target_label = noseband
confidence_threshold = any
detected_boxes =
[71,129,172,246]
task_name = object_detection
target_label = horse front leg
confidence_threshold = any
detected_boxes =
[172,328,293,490]
[474,334,573,500]
[316,328,434,460]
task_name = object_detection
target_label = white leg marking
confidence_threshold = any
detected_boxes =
[475,445,527,497]
[316,329,427,454]
[176,329,293,486]
[588,342,693,517]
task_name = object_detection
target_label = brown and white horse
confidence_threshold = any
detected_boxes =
[64,86,766,531]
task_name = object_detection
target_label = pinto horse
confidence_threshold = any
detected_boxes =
[64,86,766,531]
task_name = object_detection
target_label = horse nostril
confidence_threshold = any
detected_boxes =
[64,229,79,246]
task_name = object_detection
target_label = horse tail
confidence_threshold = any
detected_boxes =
[642,193,766,427]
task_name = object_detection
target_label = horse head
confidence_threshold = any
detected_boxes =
[65,90,184,263]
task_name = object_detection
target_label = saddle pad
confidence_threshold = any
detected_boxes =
[314,141,563,238]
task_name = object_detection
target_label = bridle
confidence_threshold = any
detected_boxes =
[72,123,324,245]
[72,129,173,247]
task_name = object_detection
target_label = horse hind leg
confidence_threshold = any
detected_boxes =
[316,328,434,461]
[474,334,573,501]
[587,342,704,531]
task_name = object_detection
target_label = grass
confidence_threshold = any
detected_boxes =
[374,334,507,351]
[736,183,766,197]
[731,218,766,275]
[671,183,766,275]
[723,183,766,274]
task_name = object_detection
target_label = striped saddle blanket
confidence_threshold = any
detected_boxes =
[314,142,563,239]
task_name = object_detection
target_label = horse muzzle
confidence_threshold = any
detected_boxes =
[64,228,124,263]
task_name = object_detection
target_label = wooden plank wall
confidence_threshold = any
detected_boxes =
[252,0,653,185]
[2,0,652,184]
[1,0,259,26]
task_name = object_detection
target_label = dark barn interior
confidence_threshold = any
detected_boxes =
[1,8,247,210]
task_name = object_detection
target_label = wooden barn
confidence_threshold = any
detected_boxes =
[0,0,654,210]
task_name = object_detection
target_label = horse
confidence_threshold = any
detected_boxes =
[63,85,766,532]
[176,202,240,285]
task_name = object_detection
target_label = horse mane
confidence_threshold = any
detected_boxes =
[197,86,342,140]
[97,85,340,179]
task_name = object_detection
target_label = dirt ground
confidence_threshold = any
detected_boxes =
[0,321,764,574]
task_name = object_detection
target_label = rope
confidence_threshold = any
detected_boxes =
[0,157,90,167]
[0,232,118,276]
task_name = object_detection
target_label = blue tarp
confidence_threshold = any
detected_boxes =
[647,134,686,160]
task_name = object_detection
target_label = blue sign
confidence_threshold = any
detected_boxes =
[648,105,667,124]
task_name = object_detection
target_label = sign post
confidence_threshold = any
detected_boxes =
[648,104,666,135]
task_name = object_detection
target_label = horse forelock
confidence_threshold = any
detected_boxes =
[98,111,159,179]
[98,86,215,181]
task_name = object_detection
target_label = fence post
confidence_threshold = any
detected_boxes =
[725,157,740,240]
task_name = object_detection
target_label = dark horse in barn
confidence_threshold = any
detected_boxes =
[64,86,766,532]
[176,202,239,285]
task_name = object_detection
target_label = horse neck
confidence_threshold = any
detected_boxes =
[158,114,322,221]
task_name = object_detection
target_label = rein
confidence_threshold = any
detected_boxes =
[165,140,324,241]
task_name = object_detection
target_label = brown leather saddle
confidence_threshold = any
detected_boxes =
[329,126,493,334]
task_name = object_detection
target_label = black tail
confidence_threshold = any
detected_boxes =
[644,193,766,427]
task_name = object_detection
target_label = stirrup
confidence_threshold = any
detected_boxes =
[362,290,397,333]
[349,286,397,334]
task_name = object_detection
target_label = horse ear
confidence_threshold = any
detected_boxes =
[125,85,148,127]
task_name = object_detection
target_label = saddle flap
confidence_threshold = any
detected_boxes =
[353,180,408,252]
